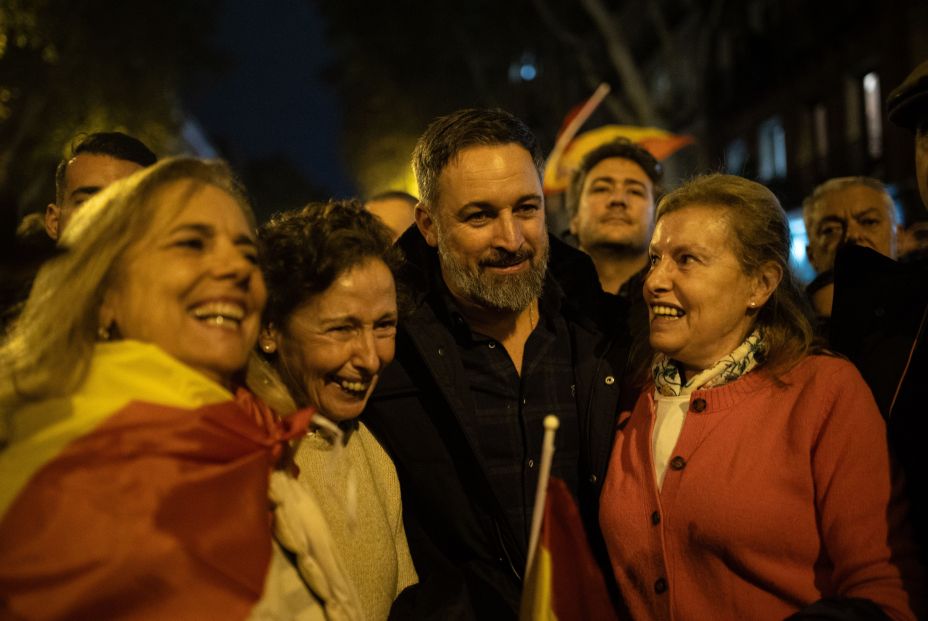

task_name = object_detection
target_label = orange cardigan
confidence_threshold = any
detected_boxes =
[599,355,924,621]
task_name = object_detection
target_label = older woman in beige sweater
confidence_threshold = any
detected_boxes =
[249,200,417,620]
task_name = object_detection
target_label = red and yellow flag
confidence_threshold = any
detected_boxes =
[520,478,622,621]
[543,125,694,194]
[0,341,307,620]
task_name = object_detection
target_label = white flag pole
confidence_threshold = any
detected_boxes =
[525,415,560,577]
[544,83,611,181]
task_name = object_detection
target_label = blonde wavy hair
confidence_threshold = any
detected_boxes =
[0,156,253,410]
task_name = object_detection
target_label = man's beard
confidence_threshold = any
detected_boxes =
[438,240,549,312]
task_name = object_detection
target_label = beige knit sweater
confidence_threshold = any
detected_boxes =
[293,421,418,620]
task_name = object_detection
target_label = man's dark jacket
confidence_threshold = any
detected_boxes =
[364,227,633,619]
[830,245,928,569]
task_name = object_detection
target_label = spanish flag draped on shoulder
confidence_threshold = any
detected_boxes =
[520,417,622,621]
[0,340,310,620]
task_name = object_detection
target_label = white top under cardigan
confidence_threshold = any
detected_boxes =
[651,393,690,490]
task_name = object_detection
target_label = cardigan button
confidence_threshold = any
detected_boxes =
[589,474,598,484]
[691,398,707,413]
[654,577,668,594]
[650,510,660,525]
[437,347,445,356]
[604,375,615,385]
[670,456,687,471]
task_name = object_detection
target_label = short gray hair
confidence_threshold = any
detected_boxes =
[802,176,893,233]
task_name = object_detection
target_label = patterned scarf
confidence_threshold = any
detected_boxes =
[653,329,767,397]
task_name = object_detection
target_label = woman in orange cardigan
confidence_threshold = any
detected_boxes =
[599,174,924,620]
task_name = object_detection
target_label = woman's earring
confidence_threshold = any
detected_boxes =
[259,326,278,354]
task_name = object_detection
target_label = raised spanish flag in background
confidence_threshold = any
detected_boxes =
[541,84,695,196]
[520,477,623,621]
[0,340,308,620]
[543,124,694,195]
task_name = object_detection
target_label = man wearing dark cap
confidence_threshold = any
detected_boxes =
[830,59,928,568]
[887,59,928,210]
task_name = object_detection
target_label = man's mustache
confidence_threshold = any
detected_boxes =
[479,248,534,268]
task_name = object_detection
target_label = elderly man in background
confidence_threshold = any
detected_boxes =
[801,176,900,320]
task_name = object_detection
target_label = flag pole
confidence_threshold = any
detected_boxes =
[543,83,611,190]
[525,414,560,577]
[549,83,611,161]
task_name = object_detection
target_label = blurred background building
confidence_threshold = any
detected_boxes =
[2,0,926,279]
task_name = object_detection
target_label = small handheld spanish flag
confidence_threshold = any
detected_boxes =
[520,416,622,621]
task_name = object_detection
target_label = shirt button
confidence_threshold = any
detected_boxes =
[654,577,668,594]
[604,375,615,385]
[589,474,598,484]
[522,398,527,406]
[488,342,496,349]
[651,511,660,525]
[670,456,687,471]
[528,459,535,469]
[691,398,707,412]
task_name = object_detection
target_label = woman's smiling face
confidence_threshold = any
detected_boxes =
[100,180,266,386]
[265,258,398,421]
[644,204,762,376]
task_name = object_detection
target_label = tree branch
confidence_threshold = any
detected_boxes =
[578,0,663,126]
[532,0,635,123]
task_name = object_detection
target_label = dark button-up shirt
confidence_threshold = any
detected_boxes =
[442,277,580,549]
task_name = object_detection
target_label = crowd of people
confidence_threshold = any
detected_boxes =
[0,58,926,621]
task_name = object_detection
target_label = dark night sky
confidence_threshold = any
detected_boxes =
[186,0,355,198]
